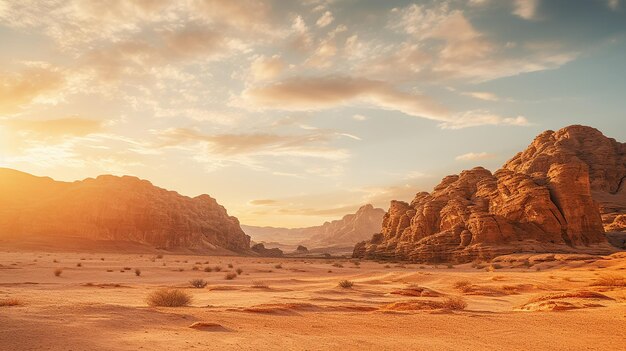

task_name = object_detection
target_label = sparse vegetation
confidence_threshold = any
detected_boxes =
[135,269,141,276]
[441,296,468,310]
[332,263,343,268]
[214,266,222,272]
[274,264,283,269]
[156,254,163,259]
[251,281,268,288]
[147,288,192,307]
[76,263,82,267]
[225,272,237,280]
[236,268,243,275]
[204,266,213,272]
[228,263,233,268]
[453,280,472,293]
[189,279,208,288]
[54,268,62,277]
[106,269,114,272]
[338,280,354,288]
[192,266,199,271]
[123,267,131,270]
[446,264,454,269]
[591,274,626,287]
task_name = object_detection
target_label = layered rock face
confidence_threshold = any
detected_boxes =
[354,125,622,262]
[243,204,385,248]
[0,168,250,252]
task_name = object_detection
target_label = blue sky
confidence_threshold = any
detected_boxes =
[0,0,625,227]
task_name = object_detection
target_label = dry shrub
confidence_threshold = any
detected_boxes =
[189,279,208,288]
[274,264,283,269]
[251,281,269,288]
[53,268,63,277]
[123,267,131,270]
[76,263,82,267]
[0,298,22,307]
[526,291,611,304]
[147,288,192,307]
[338,280,354,288]
[213,266,222,272]
[591,274,626,287]
[156,254,163,259]
[135,269,141,276]
[204,266,213,272]
[191,266,199,271]
[228,263,233,268]
[236,268,243,275]
[453,280,472,292]
[332,263,343,268]
[441,296,467,310]
[382,297,467,311]
[225,272,237,280]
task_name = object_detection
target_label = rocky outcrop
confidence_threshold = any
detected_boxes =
[251,243,284,257]
[243,204,385,248]
[503,125,626,234]
[0,168,250,253]
[354,125,621,263]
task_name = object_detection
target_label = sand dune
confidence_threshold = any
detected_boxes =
[1,250,625,350]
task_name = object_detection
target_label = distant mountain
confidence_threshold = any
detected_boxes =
[0,168,250,253]
[354,125,623,263]
[242,204,385,248]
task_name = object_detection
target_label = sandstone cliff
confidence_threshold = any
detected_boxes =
[0,168,250,253]
[243,204,385,248]
[354,125,622,262]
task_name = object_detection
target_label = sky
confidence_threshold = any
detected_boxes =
[1,0,625,228]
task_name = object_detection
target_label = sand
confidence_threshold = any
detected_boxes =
[1,250,625,350]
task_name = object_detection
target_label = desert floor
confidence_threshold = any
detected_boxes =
[1,250,625,351]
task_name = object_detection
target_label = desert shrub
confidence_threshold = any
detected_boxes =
[156,254,163,259]
[352,261,361,266]
[135,269,141,276]
[53,259,58,263]
[453,280,472,292]
[189,279,208,288]
[147,288,192,307]
[441,296,467,310]
[338,280,354,288]
[228,263,233,268]
[0,298,22,307]
[54,268,62,277]
[591,274,626,287]
[124,267,131,270]
[192,266,199,271]
[101,258,105,261]
[274,264,283,269]
[491,263,503,270]
[251,281,268,288]
[236,268,243,275]
[177,268,184,272]
[76,263,82,267]
[384,264,391,268]
[106,269,114,272]
[204,266,213,272]
[214,266,222,272]
[446,264,454,269]
[225,272,237,280]
[332,263,343,268]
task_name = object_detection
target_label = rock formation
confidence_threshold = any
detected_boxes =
[243,204,385,248]
[251,243,284,257]
[354,125,623,262]
[0,168,250,253]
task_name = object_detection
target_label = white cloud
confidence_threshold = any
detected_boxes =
[608,0,620,10]
[513,0,540,20]
[316,11,334,28]
[352,114,367,121]
[455,152,496,161]
[439,110,529,129]
[462,91,499,101]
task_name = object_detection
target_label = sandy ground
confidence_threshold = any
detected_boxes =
[1,250,625,351]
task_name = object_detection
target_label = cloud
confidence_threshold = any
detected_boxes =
[455,152,496,161]
[2,117,104,138]
[156,127,349,160]
[250,55,286,81]
[242,76,450,122]
[513,0,540,20]
[0,66,64,114]
[608,0,620,10]
[352,114,367,121]
[439,110,529,129]
[249,199,279,206]
[462,91,499,101]
[316,11,334,28]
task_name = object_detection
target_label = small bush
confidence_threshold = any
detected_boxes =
[204,266,213,272]
[214,266,222,272]
[0,298,22,307]
[156,254,164,259]
[491,263,503,270]
[251,281,268,288]
[192,266,199,271]
[54,268,62,277]
[453,280,472,292]
[53,259,58,263]
[147,288,192,307]
[76,263,82,267]
[106,269,114,272]
[274,264,283,269]
[135,269,141,276]
[227,263,233,268]
[236,268,243,275]
[189,279,208,288]
[592,274,626,287]
[225,272,237,280]
[332,263,343,268]
[441,296,467,310]
[446,264,454,269]
[338,280,354,288]
[384,264,391,268]
[101,258,105,261]
[352,261,361,266]
[123,267,131,270]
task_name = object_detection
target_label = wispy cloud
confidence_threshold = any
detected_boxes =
[455,152,497,161]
